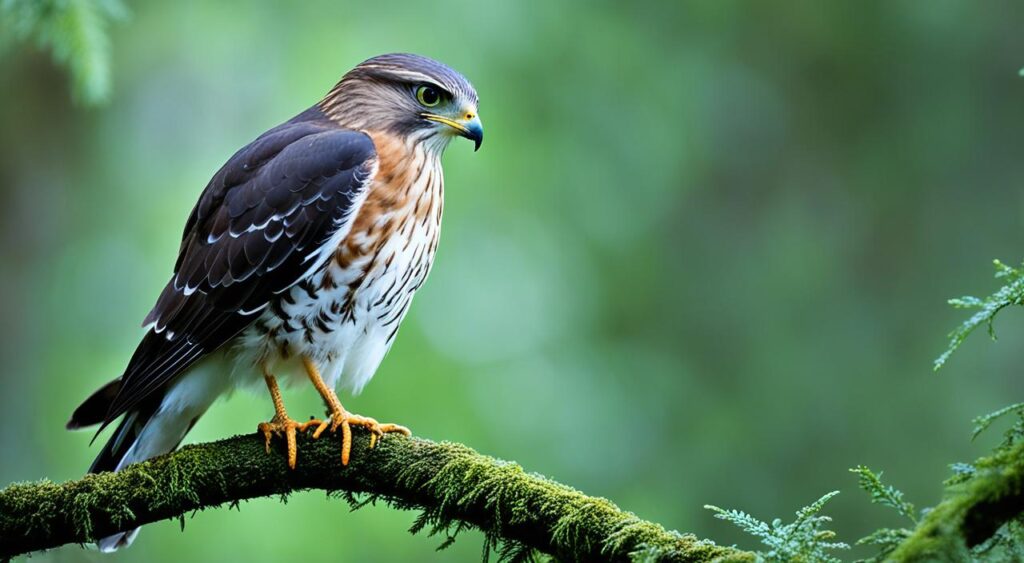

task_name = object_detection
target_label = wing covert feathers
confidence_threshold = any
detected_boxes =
[101,111,377,427]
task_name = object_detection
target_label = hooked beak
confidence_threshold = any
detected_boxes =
[422,111,484,151]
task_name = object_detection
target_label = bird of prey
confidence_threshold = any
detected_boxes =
[66,53,482,551]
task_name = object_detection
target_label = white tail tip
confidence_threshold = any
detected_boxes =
[97,528,140,552]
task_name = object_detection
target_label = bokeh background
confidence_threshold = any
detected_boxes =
[2,1,1024,561]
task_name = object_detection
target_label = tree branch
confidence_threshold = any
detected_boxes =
[890,439,1024,559]
[0,430,751,561]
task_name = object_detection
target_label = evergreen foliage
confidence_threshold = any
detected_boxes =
[935,259,1024,370]
[848,467,916,562]
[854,261,1024,560]
[704,492,848,562]
[0,0,125,103]
[850,262,1024,560]
[710,259,1024,562]
[850,466,916,524]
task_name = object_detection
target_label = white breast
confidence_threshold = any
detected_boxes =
[229,148,443,396]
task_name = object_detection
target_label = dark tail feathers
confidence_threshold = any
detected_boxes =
[88,409,146,473]
[66,378,121,430]
[70,378,169,550]
[68,377,159,474]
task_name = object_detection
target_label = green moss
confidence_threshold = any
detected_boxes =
[0,431,750,561]
[889,440,1024,561]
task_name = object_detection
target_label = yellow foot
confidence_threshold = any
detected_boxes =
[258,416,318,470]
[310,412,411,465]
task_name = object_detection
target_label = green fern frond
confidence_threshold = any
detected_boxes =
[850,466,916,523]
[853,528,912,563]
[945,462,977,486]
[703,506,773,542]
[705,491,848,562]
[971,402,1024,441]
[935,259,1024,370]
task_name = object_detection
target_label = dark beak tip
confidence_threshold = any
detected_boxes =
[463,123,483,152]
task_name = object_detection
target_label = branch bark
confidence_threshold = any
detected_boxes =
[0,430,750,561]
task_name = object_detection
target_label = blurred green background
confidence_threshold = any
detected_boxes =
[2,1,1024,560]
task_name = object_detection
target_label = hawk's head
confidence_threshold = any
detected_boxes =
[321,53,483,152]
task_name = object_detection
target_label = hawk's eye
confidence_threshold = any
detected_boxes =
[416,85,441,107]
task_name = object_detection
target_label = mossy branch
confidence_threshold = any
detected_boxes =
[0,431,750,562]
[889,430,1024,560]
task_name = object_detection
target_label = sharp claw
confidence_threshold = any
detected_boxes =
[260,427,272,453]
[312,419,329,439]
[284,409,409,465]
[341,420,352,466]
[258,418,308,470]
[286,431,297,470]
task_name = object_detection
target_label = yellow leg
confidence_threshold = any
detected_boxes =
[301,356,410,465]
[257,366,317,470]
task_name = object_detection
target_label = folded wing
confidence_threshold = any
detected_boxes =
[100,116,377,428]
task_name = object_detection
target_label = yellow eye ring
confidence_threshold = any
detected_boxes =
[416,85,441,107]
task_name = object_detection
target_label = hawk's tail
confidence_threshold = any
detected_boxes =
[91,390,201,552]
[66,378,122,430]
[67,359,227,552]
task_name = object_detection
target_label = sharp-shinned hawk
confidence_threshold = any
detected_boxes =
[66,53,482,550]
